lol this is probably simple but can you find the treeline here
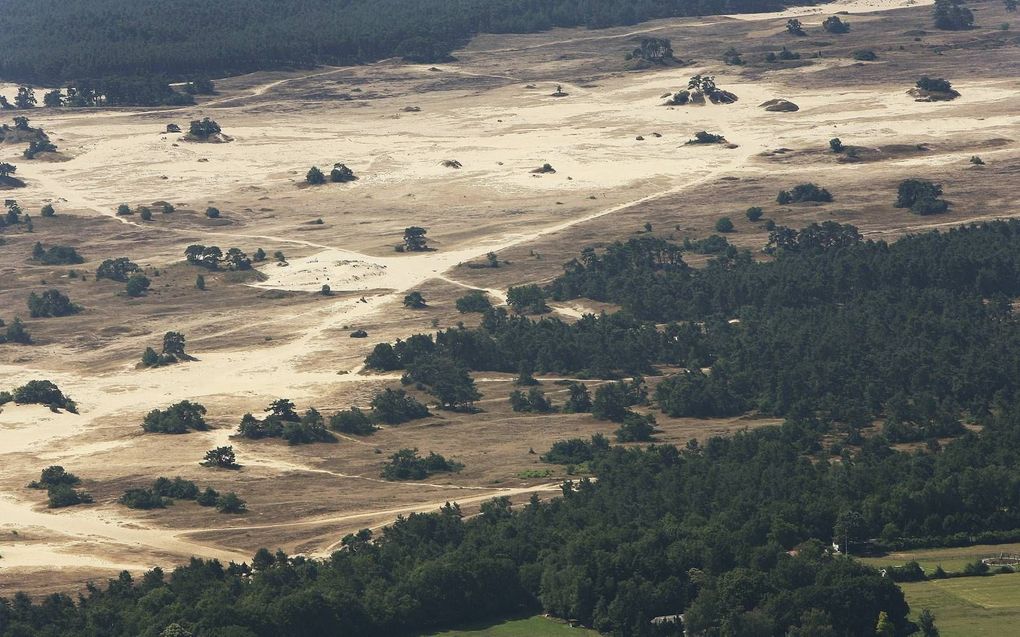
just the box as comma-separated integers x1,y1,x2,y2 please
0,0,787,85
366,221,1020,426
12,409,1020,635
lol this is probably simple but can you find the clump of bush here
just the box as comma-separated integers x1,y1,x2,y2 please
778,183,833,204
509,387,555,413
542,434,609,465
28,289,80,318
895,179,948,215
382,448,463,480
455,290,492,313
142,400,208,434
0,317,32,344
8,380,77,412
823,16,850,33
28,466,92,508
120,476,244,513
686,131,726,145
237,399,335,444
31,242,83,265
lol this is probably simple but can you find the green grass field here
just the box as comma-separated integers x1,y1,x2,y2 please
860,542,1020,575
900,573,1020,637
422,615,599,636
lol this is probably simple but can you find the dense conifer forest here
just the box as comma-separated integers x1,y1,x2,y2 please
0,0,787,86
6,221,1020,636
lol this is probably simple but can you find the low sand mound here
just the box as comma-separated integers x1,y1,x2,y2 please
708,90,739,104
180,133,233,143
760,98,800,112
907,88,960,102
0,125,48,144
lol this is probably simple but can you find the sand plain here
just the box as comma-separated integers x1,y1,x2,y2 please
1,0,1018,595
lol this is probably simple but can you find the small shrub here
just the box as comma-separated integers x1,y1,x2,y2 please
216,492,247,513
746,207,764,221
201,446,240,469
382,448,463,480
47,484,93,508
823,16,850,33
306,166,326,184
329,407,378,435
715,217,735,233
895,178,948,215
403,291,427,308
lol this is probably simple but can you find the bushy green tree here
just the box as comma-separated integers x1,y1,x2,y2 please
370,388,430,424
895,179,947,215
403,291,427,308
506,284,549,314
403,226,429,251
125,273,151,297
822,16,850,33
201,445,239,469
142,401,208,433
456,290,492,313
28,289,79,317
933,0,974,29
715,217,734,233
